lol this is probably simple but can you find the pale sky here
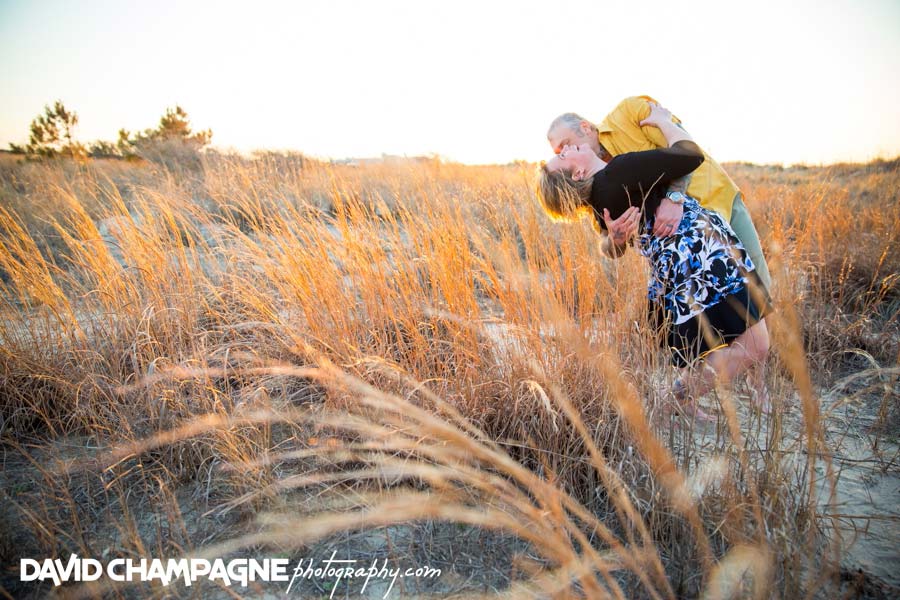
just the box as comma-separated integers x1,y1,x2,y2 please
2,0,899,165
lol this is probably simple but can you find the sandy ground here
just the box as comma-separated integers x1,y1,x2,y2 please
2,363,897,599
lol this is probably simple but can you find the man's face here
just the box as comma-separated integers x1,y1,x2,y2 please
548,122,599,156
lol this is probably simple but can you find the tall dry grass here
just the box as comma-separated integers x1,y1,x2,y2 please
0,151,897,598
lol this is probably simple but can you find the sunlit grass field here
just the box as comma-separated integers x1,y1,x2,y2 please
1,150,898,599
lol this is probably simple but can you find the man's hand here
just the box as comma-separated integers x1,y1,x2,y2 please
653,198,684,237
601,207,640,256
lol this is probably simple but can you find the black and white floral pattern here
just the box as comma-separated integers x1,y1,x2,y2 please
637,197,756,325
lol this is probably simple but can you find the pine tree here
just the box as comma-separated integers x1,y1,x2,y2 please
21,100,86,158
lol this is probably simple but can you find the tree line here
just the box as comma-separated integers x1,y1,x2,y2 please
8,101,212,160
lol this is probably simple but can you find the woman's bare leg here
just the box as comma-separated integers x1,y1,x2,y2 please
689,318,770,398
673,363,718,422
745,360,771,413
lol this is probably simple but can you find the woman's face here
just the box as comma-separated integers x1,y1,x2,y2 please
546,144,597,181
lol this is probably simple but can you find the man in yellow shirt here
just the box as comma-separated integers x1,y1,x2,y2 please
547,96,771,292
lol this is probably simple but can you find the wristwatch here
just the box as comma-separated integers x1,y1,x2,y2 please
666,191,688,205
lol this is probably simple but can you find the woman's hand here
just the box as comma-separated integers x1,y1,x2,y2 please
638,101,674,129
638,100,694,147
603,206,640,248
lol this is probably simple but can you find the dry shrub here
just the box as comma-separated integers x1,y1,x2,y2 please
731,161,900,368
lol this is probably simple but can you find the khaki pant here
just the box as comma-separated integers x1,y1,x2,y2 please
729,192,771,292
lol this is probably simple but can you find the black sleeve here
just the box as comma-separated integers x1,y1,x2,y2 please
604,140,704,192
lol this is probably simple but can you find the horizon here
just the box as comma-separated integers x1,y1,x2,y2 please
5,144,899,169
2,0,900,166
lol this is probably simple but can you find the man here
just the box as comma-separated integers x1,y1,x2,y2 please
547,95,771,292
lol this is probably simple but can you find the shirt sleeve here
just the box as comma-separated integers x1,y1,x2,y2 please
604,141,705,193
599,96,685,154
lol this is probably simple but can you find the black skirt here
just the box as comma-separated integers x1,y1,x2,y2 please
652,270,772,368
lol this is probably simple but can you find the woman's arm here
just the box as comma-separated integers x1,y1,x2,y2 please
647,119,695,148
589,102,704,250
598,206,640,258
639,102,699,236
603,104,704,193
603,141,704,194
605,101,703,191
640,102,693,147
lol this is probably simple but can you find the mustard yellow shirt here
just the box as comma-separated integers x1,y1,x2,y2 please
596,95,739,221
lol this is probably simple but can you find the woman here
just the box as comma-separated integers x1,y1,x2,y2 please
536,102,771,420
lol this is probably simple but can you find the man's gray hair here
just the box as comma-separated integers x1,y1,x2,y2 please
547,112,590,137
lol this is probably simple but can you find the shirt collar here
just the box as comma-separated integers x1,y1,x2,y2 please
596,118,615,135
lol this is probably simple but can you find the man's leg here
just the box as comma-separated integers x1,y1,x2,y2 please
730,192,772,292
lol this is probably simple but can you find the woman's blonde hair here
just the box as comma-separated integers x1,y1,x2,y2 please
535,162,595,223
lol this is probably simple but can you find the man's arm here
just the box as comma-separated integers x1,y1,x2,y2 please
652,185,688,237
